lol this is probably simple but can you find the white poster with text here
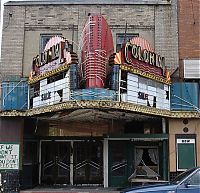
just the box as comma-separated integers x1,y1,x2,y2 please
0,143,20,170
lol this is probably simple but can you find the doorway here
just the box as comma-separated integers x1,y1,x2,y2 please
41,141,70,185
108,141,133,187
73,141,103,185
40,140,103,185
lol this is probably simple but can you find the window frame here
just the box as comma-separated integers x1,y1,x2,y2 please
40,33,62,53
188,170,200,185
176,135,197,172
116,33,139,52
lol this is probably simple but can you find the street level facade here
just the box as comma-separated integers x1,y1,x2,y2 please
0,0,199,192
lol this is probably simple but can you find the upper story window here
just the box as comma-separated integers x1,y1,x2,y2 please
184,59,200,80
116,33,139,52
40,34,62,52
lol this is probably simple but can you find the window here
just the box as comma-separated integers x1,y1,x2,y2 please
40,34,62,52
189,171,200,185
116,33,139,52
184,59,200,79
135,147,159,178
176,137,196,171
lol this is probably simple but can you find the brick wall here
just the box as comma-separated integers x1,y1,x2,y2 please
178,0,200,59
1,1,179,77
155,0,179,72
0,5,25,78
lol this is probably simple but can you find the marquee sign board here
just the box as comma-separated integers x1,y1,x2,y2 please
32,71,70,108
122,73,170,110
29,36,78,108
0,143,20,170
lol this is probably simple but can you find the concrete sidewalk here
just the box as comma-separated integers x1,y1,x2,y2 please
20,187,121,193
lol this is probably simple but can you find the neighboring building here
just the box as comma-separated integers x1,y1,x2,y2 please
0,0,199,192
168,0,200,180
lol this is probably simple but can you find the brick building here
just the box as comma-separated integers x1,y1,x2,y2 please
168,0,200,179
0,0,199,192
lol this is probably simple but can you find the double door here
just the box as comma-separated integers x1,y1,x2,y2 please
41,140,103,185
41,141,70,184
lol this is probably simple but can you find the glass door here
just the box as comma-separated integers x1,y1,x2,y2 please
41,141,70,185
73,140,103,184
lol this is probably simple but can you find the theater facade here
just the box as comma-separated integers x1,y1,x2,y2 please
25,21,171,187
0,0,199,191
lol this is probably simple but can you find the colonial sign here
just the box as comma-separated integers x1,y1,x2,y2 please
110,37,170,83
29,36,78,81
0,143,20,170
124,41,165,76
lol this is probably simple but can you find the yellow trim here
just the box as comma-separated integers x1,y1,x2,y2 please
28,63,70,85
120,64,171,85
0,101,199,118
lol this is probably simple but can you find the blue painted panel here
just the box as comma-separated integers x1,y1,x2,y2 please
170,82,199,111
1,80,28,110
110,65,119,91
69,64,78,90
71,88,117,101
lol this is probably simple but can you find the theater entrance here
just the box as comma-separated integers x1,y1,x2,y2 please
40,140,103,185
41,141,71,185
73,141,103,185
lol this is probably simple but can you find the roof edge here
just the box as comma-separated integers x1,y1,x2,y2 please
5,0,172,6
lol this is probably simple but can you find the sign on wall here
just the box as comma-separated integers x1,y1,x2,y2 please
30,36,74,78
176,138,196,171
110,37,171,84
0,143,20,170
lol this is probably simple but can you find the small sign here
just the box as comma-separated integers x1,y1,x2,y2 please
0,143,20,170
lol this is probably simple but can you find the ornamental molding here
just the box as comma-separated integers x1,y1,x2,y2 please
0,101,199,119
120,64,171,85
28,63,70,84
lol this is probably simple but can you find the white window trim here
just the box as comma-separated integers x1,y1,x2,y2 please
184,59,200,79
176,138,196,171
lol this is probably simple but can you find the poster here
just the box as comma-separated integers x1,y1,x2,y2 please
0,143,20,170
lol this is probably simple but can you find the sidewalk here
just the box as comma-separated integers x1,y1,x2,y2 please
20,187,121,193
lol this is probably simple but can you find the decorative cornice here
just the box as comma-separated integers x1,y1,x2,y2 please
0,101,199,119
28,63,70,84
26,101,172,117
170,111,200,119
0,111,26,117
120,64,171,85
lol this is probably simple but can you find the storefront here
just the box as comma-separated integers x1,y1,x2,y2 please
22,112,169,188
